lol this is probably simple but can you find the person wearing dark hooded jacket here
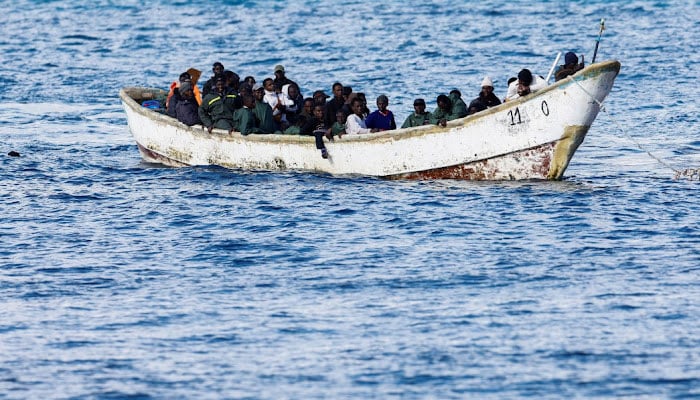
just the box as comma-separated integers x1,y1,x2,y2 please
175,82,201,126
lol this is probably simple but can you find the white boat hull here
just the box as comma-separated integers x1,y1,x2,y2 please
121,61,620,180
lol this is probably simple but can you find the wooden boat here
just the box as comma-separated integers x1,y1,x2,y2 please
120,60,620,180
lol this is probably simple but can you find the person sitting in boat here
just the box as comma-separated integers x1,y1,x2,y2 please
252,84,279,134
448,89,468,119
355,93,371,118
331,110,347,138
240,75,255,94
283,82,304,124
467,76,502,115
262,78,294,130
166,72,191,118
198,76,237,134
554,52,584,81
174,82,201,127
301,104,332,158
273,65,298,92
300,97,314,121
342,86,353,106
224,70,243,108
232,94,262,136
312,89,330,109
166,71,203,113
346,98,378,135
202,61,225,97
401,98,433,128
365,95,397,131
431,94,460,127
505,68,547,101
324,82,345,127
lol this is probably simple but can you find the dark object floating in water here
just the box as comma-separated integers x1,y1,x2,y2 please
8,151,20,157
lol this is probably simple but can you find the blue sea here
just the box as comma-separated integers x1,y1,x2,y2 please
1,1,699,399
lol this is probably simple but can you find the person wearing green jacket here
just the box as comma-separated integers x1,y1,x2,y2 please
232,95,262,136
401,98,433,128
252,84,278,134
198,77,237,134
449,90,468,119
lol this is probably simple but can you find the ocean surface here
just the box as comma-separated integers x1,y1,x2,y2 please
1,1,699,399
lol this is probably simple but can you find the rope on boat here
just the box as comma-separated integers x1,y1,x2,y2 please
570,77,698,181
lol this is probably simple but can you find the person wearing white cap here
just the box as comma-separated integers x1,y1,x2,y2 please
273,64,298,91
467,76,502,115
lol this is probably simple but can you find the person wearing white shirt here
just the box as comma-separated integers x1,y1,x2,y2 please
262,78,294,126
345,98,378,135
505,68,547,101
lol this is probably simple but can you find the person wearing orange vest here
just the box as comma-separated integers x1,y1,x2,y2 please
166,71,202,115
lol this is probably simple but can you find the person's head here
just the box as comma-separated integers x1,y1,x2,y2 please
437,94,451,111
564,52,578,66
332,82,343,99
263,78,274,92
481,76,494,95
313,90,330,105
376,95,389,112
244,76,256,86
179,72,191,83
507,77,517,86
239,85,252,97
342,86,353,101
242,94,255,109
351,98,364,116
517,69,533,86
215,76,226,93
180,82,193,98
336,110,346,124
252,84,264,100
303,98,314,114
413,98,426,114
313,104,324,120
449,89,461,98
287,83,299,99
356,92,367,108
212,62,224,75
274,64,286,79
517,69,533,97
224,70,240,89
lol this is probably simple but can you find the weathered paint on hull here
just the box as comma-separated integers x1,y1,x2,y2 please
388,142,556,180
121,61,620,180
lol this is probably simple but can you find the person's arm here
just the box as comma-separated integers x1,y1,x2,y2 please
198,103,213,132
504,81,518,101
401,114,413,129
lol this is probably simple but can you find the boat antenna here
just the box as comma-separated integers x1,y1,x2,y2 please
591,18,605,64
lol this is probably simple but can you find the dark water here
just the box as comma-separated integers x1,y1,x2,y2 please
1,1,699,399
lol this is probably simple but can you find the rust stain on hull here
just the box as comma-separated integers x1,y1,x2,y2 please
386,142,556,180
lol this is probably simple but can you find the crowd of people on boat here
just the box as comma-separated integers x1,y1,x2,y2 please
162,52,584,159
